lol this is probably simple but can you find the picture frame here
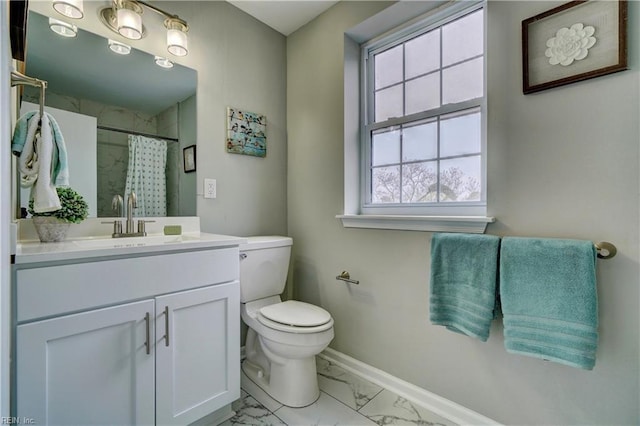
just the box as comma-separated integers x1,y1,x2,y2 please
522,0,627,94
226,107,267,158
183,145,196,173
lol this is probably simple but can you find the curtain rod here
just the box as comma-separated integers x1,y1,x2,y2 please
97,125,179,142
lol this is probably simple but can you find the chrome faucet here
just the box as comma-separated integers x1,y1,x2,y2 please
103,192,151,238
112,194,123,217
126,192,137,234
110,195,124,235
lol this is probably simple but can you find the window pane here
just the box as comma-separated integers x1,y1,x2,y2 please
402,162,437,203
440,110,481,157
405,30,440,79
375,45,403,89
372,128,400,166
442,9,483,67
442,57,483,105
439,156,481,202
372,166,400,203
402,119,437,162
375,84,403,122
405,73,440,115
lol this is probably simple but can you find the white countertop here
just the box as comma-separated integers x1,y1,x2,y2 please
14,232,247,265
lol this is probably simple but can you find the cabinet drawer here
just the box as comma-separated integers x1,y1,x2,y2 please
17,248,239,322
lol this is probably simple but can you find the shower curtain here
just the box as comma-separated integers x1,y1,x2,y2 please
124,134,167,217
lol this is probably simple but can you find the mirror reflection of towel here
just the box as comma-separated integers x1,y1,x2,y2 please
18,114,61,212
12,111,69,186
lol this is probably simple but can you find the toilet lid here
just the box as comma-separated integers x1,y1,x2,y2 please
259,301,331,327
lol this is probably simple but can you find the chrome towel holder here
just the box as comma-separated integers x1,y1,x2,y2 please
336,271,359,285
595,242,616,260
11,70,47,119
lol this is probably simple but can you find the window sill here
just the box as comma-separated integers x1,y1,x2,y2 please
336,214,495,233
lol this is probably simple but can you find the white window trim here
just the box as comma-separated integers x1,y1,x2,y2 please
337,214,495,233
338,0,494,233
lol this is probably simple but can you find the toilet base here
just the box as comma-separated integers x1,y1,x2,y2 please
242,356,320,408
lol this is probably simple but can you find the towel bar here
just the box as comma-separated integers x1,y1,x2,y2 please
595,242,616,260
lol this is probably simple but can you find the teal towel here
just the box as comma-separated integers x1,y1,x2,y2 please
430,233,500,342
12,111,39,155
12,111,69,186
500,237,598,370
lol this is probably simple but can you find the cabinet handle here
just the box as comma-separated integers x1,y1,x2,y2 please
164,306,170,347
144,312,150,355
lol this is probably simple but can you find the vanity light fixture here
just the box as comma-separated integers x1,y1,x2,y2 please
116,0,143,40
49,17,77,38
99,0,189,57
108,39,131,55
52,0,84,19
154,56,174,69
165,18,188,57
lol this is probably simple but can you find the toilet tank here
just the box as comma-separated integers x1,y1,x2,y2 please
239,236,293,303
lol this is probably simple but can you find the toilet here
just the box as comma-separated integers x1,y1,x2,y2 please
239,236,334,408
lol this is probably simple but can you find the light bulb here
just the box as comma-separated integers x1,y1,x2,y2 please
155,56,174,68
108,39,131,55
117,5,142,40
52,0,84,19
165,18,188,57
49,18,77,37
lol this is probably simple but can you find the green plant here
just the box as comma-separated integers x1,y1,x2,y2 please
28,187,88,224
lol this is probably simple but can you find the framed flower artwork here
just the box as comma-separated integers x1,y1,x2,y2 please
522,0,627,94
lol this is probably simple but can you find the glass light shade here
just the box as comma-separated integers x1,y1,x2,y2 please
117,7,142,40
155,56,174,68
52,0,84,19
167,28,188,57
49,18,77,37
108,39,131,55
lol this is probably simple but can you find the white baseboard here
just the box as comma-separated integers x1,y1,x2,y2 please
319,347,501,426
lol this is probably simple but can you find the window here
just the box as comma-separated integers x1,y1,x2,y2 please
361,4,486,217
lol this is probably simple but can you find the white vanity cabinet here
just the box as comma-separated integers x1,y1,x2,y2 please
17,300,157,425
13,245,241,426
155,283,239,425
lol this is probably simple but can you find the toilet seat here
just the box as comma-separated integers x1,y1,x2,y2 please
258,301,333,334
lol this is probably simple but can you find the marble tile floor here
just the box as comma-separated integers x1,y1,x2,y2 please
221,357,457,426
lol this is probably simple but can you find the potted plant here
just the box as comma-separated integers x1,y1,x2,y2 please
28,187,88,242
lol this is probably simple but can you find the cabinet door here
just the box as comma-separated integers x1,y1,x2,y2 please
17,300,155,426
155,282,240,425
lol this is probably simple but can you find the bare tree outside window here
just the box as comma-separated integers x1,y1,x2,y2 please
373,164,480,204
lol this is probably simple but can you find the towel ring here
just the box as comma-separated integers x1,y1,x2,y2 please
595,242,616,260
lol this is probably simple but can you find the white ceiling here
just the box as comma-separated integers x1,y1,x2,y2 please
226,0,339,36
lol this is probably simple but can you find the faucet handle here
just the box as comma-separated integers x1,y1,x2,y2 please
137,220,155,235
101,220,123,236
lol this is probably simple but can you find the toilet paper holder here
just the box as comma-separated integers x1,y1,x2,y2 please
336,271,359,285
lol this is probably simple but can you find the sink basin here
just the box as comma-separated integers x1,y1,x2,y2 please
72,235,196,249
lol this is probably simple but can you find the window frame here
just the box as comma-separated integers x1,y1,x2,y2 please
360,1,487,217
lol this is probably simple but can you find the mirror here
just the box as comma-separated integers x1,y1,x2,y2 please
20,11,197,218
